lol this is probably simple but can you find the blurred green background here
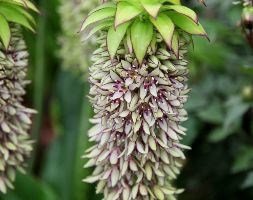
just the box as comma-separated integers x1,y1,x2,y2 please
0,0,253,200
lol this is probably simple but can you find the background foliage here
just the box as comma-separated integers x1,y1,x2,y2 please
0,0,253,200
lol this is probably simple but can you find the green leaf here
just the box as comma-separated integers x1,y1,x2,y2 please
223,97,250,132
207,128,228,143
0,6,35,32
0,1,37,28
197,100,224,124
150,13,174,48
242,172,253,189
117,0,142,7
107,22,131,59
182,117,200,146
150,31,157,53
168,12,207,36
140,0,162,18
0,14,10,49
0,0,39,13
172,31,179,57
164,5,198,23
80,7,115,31
231,145,253,173
42,71,93,200
13,5,36,25
115,1,142,27
161,0,181,5
131,19,153,64
0,173,58,200
88,2,115,15
14,0,39,13
126,29,133,53
85,20,113,40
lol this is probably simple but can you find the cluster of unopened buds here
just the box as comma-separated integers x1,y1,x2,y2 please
84,31,191,199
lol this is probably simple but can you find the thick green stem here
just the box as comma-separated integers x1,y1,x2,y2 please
29,4,46,172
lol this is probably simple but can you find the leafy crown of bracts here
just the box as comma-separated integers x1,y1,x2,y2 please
80,0,208,64
0,0,39,49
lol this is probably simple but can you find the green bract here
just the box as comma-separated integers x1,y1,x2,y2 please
81,0,207,63
0,0,38,49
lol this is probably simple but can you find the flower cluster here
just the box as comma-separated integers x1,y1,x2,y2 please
58,0,99,73
83,32,191,200
0,27,35,194
81,0,207,199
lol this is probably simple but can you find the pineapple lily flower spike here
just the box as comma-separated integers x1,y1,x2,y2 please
0,0,38,194
58,0,100,73
81,0,207,199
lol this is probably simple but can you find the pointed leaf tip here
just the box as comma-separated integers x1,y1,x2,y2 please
150,13,174,49
0,14,11,49
80,7,115,32
172,31,179,58
0,6,35,32
115,1,142,28
107,22,130,59
164,5,199,23
168,12,207,37
141,0,162,18
198,0,207,7
162,0,181,4
131,19,153,64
